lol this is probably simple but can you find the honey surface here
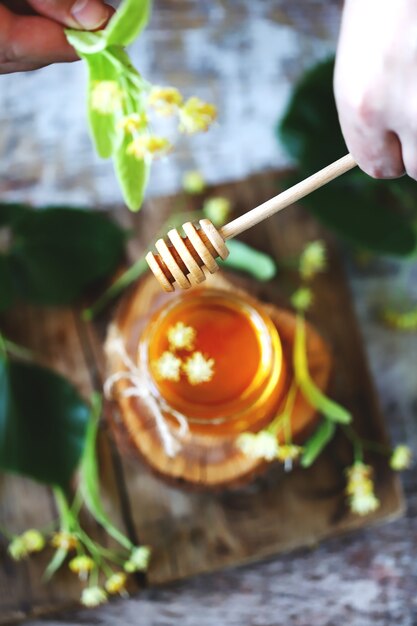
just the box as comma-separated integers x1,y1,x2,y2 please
148,296,266,417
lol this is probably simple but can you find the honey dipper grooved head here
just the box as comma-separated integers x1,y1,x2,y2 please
146,218,229,292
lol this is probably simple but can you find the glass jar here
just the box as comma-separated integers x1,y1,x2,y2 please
139,289,288,436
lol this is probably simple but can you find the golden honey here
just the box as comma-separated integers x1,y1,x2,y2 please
139,289,287,434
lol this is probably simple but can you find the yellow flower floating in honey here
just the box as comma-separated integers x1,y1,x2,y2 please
105,572,128,596
276,444,303,463
345,462,380,516
182,170,206,194
127,135,171,160
91,80,124,114
236,431,279,461
69,555,95,580
203,197,232,227
81,586,107,608
291,287,313,312
149,86,183,116
390,445,412,471
183,351,215,385
299,240,327,280
179,97,217,134
153,351,182,382
51,531,78,551
118,112,148,135
167,322,196,352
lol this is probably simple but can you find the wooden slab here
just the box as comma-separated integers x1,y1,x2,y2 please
0,171,404,623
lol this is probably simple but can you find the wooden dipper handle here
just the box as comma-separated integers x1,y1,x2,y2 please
146,154,357,291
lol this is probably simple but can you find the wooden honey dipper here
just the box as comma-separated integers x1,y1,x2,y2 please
146,154,357,292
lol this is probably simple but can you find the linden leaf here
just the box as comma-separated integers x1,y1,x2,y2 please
104,0,151,47
0,355,89,488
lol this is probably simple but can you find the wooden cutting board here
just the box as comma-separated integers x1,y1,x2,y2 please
0,171,404,623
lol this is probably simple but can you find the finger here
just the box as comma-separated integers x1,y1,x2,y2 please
399,138,417,181
27,0,112,30
0,7,78,69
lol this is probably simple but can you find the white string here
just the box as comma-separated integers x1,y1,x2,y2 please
105,336,189,457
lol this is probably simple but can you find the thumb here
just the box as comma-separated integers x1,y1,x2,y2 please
27,0,112,30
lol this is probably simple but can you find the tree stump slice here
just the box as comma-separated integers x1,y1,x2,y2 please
104,272,332,488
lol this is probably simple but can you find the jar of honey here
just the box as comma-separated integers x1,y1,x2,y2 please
105,273,331,489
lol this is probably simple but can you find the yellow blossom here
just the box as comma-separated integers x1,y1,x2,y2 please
81,586,107,608
390,445,412,471
51,531,78,552
179,97,217,134
91,80,123,114
182,170,206,194
118,112,148,135
153,351,182,382
276,444,303,463
299,240,327,280
105,572,128,595
291,287,313,312
167,322,196,351
69,555,95,579
148,86,183,116
183,351,215,385
127,135,171,160
346,462,380,516
203,197,231,227
236,431,279,461
8,536,28,561
124,546,151,573
21,529,45,553
382,306,417,332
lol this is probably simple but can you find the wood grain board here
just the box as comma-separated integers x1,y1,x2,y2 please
0,171,404,623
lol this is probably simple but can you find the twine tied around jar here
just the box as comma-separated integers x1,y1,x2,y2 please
104,335,189,457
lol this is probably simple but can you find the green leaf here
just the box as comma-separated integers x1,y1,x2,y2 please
0,255,14,312
301,419,336,467
65,30,107,55
0,355,89,488
303,181,417,257
294,315,352,424
9,206,126,305
84,53,123,159
114,134,150,212
279,57,346,173
219,239,277,281
104,0,151,47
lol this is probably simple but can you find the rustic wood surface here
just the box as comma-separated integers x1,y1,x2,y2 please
0,171,407,624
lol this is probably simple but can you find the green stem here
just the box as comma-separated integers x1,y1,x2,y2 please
0,333,7,359
268,382,298,438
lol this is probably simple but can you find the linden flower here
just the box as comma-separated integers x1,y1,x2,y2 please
21,529,45,553
167,322,196,351
8,536,28,561
124,546,151,573
390,445,412,471
69,555,95,580
153,351,182,382
182,170,206,194
276,444,303,463
382,306,417,331
148,86,183,116
203,197,232,227
127,135,171,160
346,462,380,516
118,112,148,135
179,97,217,134
51,531,78,552
91,80,123,114
236,431,279,461
105,572,128,596
81,586,107,608
183,351,215,385
291,287,313,312
299,240,327,280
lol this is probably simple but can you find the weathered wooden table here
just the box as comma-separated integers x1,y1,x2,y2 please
17,175,417,626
